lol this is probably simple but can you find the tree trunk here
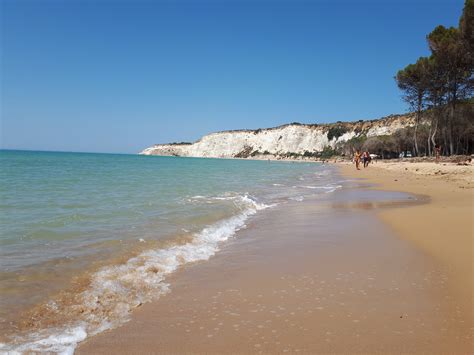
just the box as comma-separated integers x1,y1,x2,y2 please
414,107,421,157
442,108,449,156
448,104,455,155
430,114,438,152
427,125,432,156
414,121,419,156
443,131,448,155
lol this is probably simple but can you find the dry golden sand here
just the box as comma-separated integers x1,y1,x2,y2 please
77,166,473,354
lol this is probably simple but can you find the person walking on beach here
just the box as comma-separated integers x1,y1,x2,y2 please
435,145,441,163
362,151,370,168
354,150,362,170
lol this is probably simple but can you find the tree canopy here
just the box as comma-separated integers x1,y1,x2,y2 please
395,0,474,156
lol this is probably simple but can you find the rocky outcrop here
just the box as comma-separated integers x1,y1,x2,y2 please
139,113,416,158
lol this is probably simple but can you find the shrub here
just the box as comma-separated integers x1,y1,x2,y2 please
303,150,319,157
320,146,337,158
327,126,348,141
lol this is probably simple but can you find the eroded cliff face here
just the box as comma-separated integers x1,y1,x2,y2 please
140,113,415,158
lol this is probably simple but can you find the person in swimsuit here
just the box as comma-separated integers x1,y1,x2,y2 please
435,145,441,163
362,151,368,168
354,150,362,170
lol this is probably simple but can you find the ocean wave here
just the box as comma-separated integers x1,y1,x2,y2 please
1,195,270,354
186,193,270,210
289,196,304,201
314,170,330,176
299,184,342,192
0,326,87,355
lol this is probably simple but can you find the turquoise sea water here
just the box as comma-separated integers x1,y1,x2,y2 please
0,150,342,353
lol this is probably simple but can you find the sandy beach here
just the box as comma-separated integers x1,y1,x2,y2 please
77,162,473,354
339,160,473,319
4,0,473,353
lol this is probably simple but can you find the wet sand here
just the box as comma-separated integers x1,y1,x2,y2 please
339,162,473,322
78,183,472,353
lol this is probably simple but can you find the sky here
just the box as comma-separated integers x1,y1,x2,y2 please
1,0,465,154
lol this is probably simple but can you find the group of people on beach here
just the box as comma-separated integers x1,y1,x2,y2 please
353,150,372,170
353,145,443,168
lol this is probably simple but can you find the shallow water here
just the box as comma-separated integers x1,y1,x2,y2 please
0,150,349,353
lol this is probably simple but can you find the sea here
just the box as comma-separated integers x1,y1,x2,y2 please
0,150,345,353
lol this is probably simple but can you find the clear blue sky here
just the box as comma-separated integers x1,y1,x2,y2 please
1,0,464,153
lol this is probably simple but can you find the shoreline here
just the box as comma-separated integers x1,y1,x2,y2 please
4,159,471,353
77,165,473,353
1,158,339,353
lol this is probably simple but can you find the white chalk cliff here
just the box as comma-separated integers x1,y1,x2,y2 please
140,113,415,158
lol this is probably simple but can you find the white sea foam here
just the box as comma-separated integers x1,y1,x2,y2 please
1,326,87,355
300,185,342,191
314,170,330,176
187,193,270,210
2,195,269,354
289,196,304,201
301,185,330,189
